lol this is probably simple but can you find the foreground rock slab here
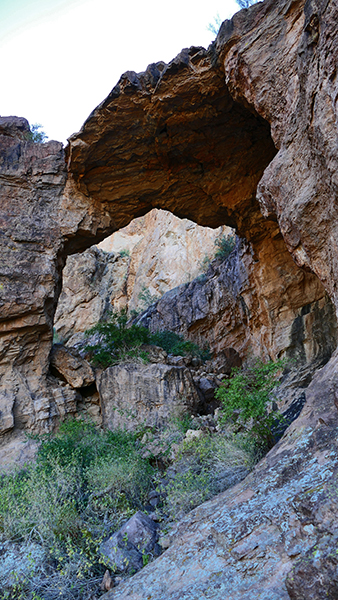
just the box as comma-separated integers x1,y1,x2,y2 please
50,344,95,388
102,351,338,599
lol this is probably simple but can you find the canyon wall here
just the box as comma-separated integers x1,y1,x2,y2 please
1,0,338,440
1,0,338,596
54,210,227,346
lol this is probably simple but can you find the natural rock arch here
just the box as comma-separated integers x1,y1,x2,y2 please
1,0,337,443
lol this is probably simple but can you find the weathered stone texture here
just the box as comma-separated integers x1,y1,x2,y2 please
97,363,201,431
50,344,95,388
1,0,338,595
54,246,130,346
54,210,227,345
139,238,337,373
102,350,338,600
99,209,226,315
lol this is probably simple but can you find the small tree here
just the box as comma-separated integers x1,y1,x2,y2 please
236,0,258,8
207,13,223,36
28,123,48,143
214,234,236,260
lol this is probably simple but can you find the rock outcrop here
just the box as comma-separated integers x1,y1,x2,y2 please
54,210,227,346
97,363,202,432
99,209,227,314
102,350,338,600
0,117,79,440
2,0,338,439
139,238,337,368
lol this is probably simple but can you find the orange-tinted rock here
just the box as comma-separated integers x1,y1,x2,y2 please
2,0,338,437
54,210,227,345
1,0,338,596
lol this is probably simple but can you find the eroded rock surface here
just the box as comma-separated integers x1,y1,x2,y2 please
2,0,338,439
97,363,201,431
99,209,226,315
102,351,338,600
139,238,337,376
1,1,338,596
54,210,227,345
50,344,95,388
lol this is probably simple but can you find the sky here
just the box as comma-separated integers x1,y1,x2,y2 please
0,0,240,144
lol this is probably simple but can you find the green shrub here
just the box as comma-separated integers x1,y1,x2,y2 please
138,285,159,310
119,249,130,258
85,309,150,367
150,330,209,360
85,310,210,367
214,234,236,260
27,123,48,144
0,419,154,598
164,432,253,518
215,359,285,449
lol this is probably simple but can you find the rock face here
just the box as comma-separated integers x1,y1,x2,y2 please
139,238,337,377
54,247,130,346
97,363,201,431
99,209,227,315
50,344,95,388
0,117,79,439
2,0,338,439
54,210,227,345
102,350,338,600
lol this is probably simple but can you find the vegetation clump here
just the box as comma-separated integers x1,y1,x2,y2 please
85,310,209,368
27,123,48,144
163,431,253,519
85,309,150,368
214,234,236,260
0,420,153,599
150,330,209,361
215,358,285,450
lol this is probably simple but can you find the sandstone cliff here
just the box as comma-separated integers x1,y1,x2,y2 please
54,209,227,346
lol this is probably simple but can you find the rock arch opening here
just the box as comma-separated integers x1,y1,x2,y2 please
1,32,337,440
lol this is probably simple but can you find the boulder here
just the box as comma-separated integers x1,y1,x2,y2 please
101,511,160,574
50,344,95,388
97,363,201,431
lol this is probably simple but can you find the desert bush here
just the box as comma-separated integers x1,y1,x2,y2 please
85,308,150,367
215,359,285,449
214,234,236,260
85,310,209,367
0,419,154,598
163,432,253,519
138,285,159,310
150,330,209,360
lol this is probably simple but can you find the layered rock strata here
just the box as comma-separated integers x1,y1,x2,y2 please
1,0,338,596
98,363,201,431
2,0,338,440
54,210,227,346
